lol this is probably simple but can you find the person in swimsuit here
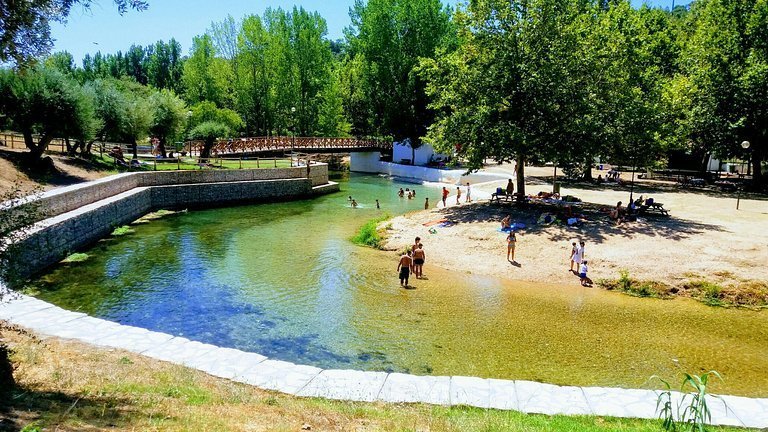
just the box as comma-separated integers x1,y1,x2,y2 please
376,199,380,209
569,242,578,272
507,230,518,262
442,187,449,207
397,250,413,286
413,243,426,278
465,182,471,203
398,188,404,198
501,215,511,230
456,187,462,205
351,199,358,208
424,197,429,209
412,237,421,253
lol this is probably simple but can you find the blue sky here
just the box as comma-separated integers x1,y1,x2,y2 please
51,0,690,63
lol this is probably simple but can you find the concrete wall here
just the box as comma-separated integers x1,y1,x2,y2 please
4,165,335,280
350,152,509,185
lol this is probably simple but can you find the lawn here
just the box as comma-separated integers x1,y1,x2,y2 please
0,323,752,432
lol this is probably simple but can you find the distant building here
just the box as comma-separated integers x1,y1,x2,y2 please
393,138,450,166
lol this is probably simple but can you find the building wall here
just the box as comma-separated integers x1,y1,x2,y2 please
350,152,509,185
392,142,449,166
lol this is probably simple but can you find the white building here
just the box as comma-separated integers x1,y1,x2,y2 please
392,139,450,166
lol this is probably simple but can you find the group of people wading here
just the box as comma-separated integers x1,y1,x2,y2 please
397,236,426,287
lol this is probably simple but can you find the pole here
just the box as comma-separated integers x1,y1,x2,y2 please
629,163,636,203
737,188,742,210
553,164,557,194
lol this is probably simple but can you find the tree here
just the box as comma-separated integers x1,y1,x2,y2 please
682,0,768,186
189,122,230,160
182,35,233,107
0,67,98,161
346,0,454,152
149,89,187,157
0,0,148,66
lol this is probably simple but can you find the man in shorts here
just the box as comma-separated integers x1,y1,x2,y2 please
398,250,413,286
413,243,426,279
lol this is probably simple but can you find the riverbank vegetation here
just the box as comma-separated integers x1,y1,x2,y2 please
351,214,391,249
0,322,749,432
1,0,766,192
598,270,768,309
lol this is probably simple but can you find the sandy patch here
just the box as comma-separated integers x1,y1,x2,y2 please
382,168,768,287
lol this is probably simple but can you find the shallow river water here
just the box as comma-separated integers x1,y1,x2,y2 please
28,174,768,396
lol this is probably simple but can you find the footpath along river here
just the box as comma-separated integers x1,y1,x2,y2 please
27,173,768,396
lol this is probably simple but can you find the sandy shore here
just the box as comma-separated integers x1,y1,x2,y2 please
382,165,768,287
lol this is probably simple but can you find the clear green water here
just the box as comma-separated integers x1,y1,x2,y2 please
28,174,768,396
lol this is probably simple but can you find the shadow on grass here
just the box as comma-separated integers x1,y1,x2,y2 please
0,387,159,431
434,199,726,245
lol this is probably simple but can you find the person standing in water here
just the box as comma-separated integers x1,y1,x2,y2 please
424,197,429,209
413,243,426,279
376,199,380,209
351,199,358,208
397,250,413,286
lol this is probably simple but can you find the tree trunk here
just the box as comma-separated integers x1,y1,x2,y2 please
65,138,76,156
157,137,167,158
131,139,138,160
515,154,526,200
752,152,763,187
201,138,215,161
582,159,593,181
23,131,48,160
0,343,14,393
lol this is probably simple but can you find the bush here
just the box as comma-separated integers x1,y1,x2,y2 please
351,215,390,249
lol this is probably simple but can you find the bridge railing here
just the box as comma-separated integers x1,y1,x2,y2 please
185,136,392,156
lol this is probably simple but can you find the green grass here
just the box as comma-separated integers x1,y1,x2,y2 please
351,214,391,249
110,225,134,236
61,252,89,263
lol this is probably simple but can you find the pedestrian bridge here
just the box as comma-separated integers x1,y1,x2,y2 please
186,136,392,156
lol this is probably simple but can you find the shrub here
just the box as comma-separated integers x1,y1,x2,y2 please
351,215,390,249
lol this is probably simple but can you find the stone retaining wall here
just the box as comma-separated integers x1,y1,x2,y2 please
5,165,335,280
1,164,330,231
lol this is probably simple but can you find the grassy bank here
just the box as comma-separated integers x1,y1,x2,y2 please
598,270,768,309
351,214,391,249
0,323,751,432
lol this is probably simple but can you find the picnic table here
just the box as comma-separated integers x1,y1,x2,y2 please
638,201,669,216
490,191,515,203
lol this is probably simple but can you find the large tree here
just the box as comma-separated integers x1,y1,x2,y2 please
346,0,454,150
149,89,187,157
0,0,148,66
0,67,98,161
682,0,768,186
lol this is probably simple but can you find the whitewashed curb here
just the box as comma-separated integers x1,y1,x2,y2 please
1,293,766,427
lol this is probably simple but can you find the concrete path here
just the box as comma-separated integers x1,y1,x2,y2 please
1,293,766,428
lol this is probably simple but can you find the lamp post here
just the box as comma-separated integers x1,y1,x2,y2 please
737,140,750,210
291,106,296,167
186,110,193,156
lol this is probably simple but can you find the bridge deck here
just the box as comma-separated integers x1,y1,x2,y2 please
186,136,392,156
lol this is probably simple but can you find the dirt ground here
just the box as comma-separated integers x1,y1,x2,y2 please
0,148,112,197
383,164,768,288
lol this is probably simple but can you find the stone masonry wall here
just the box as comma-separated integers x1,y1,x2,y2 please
1,164,330,230
5,165,333,280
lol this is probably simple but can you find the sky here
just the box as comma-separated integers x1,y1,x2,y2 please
50,0,691,63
